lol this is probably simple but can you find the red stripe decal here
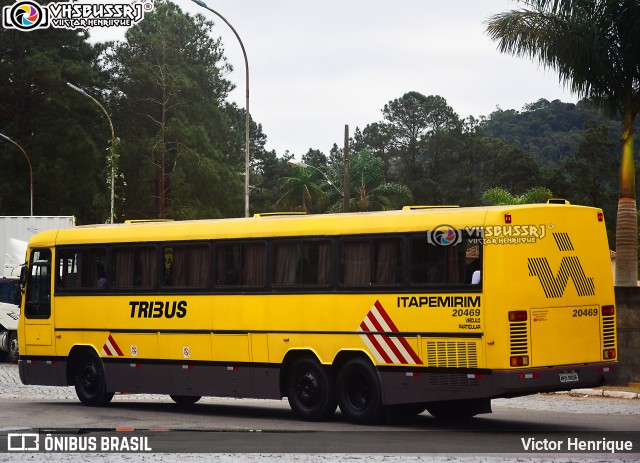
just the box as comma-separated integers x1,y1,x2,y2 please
397,335,423,364
366,310,408,363
358,300,423,365
374,300,400,332
365,332,393,364
108,335,124,357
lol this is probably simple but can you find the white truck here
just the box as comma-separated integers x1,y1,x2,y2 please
0,216,75,362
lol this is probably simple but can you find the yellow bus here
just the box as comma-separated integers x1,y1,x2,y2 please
18,203,617,424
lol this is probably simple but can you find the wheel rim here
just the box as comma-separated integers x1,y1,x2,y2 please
9,338,18,358
296,370,321,407
346,374,370,411
80,362,100,395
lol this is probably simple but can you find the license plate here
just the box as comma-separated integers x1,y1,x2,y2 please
559,371,579,383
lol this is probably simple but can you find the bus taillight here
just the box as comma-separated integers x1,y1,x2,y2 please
510,356,529,367
598,212,604,222
509,310,528,322
603,348,616,359
602,305,615,316
504,214,512,224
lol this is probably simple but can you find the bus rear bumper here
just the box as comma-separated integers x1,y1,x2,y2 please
490,361,618,398
379,362,617,405
18,358,68,386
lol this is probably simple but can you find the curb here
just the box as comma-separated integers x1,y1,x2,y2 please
556,389,640,399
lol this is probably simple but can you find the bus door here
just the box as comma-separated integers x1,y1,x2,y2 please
23,248,55,356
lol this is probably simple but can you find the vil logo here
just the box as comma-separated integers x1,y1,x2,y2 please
528,232,595,298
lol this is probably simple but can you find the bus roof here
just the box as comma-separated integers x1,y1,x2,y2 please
27,203,601,247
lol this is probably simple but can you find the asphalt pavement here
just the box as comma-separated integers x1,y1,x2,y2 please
0,363,638,463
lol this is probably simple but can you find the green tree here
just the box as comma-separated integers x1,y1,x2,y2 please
486,0,640,285
482,186,553,205
108,1,239,219
276,166,326,213
327,150,412,213
380,92,461,185
0,26,107,223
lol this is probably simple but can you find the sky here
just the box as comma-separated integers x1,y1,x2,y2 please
89,0,579,157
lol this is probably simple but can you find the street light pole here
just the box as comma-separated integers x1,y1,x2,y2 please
0,132,33,216
191,0,251,218
66,82,116,224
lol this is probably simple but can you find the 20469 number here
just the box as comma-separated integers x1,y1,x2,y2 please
573,308,598,317
452,308,481,317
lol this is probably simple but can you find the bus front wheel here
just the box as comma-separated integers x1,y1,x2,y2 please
6,331,19,363
336,357,384,425
74,352,114,407
286,357,337,421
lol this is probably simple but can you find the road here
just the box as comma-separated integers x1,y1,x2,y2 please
0,363,638,461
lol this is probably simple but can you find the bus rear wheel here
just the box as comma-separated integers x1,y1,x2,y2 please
74,352,114,407
336,357,384,425
170,395,201,406
286,357,337,421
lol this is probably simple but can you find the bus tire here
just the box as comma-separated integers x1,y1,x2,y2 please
170,395,201,406
6,331,19,363
336,357,384,425
74,352,114,407
286,357,337,421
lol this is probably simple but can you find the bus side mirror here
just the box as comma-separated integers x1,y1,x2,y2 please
12,285,21,306
20,265,28,291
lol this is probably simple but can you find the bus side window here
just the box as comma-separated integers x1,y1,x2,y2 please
25,249,52,319
410,236,473,286
112,247,156,289
466,242,482,285
216,243,266,288
57,248,107,291
341,240,371,285
272,240,331,287
162,244,211,288
373,238,402,285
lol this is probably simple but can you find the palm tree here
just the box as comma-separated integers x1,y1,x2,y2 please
486,0,640,285
482,186,553,205
275,166,325,213
328,150,412,212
